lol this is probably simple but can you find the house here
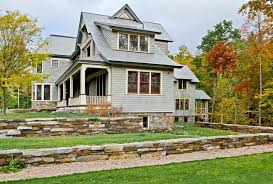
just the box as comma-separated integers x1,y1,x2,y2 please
31,4,210,130
173,66,211,122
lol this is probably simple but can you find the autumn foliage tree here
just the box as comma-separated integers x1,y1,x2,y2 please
0,11,48,114
207,42,237,76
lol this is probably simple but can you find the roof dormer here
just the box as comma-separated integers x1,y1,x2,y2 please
111,4,142,24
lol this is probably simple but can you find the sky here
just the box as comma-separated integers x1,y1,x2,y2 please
0,0,249,54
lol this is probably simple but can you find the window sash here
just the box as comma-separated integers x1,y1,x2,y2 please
140,36,148,52
176,99,190,110
127,71,161,95
44,85,50,100
36,85,42,100
119,33,129,50
129,35,138,51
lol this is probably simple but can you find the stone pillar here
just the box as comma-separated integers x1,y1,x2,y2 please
79,65,87,105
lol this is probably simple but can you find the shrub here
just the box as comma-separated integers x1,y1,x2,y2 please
0,158,25,173
110,106,123,117
98,101,109,117
86,104,96,115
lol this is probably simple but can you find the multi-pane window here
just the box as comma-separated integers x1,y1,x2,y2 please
33,84,51,101
37,63,42,73
44,85,51,100
128,71,138,94
175,99,189,110
178,80,187,89
196,100,206,114
127,71,161,95
119,33,129,50
51,60,59,67
130,35,138,51
140,36,148,52
119,33,149,52
140,72,150,94
151,73,161,94
36,85,42,100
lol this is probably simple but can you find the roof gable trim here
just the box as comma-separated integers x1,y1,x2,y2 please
111,4,142,24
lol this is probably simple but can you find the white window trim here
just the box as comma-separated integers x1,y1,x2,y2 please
51,59,59,67
178,80,187,90
32,83,53,101
117,32,149,53
126,69,162,96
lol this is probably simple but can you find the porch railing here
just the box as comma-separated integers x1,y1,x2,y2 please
86,96,111,105
196,108,207,115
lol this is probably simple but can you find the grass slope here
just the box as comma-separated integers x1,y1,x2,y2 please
0,123,237,150
2,153,273,184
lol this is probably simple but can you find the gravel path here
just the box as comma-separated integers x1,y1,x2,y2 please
1,144,273,182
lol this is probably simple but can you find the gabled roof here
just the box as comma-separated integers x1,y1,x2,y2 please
80,11,179,67
38,35,76,57
111,4,142,24
174,65,200,83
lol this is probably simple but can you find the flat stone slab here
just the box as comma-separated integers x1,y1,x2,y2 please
6,130,21,136
17,126,32,130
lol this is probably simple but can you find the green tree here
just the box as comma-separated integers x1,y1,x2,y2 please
0,11,48,114
197,20,241,52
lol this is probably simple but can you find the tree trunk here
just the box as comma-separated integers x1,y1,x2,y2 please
2,87,7,114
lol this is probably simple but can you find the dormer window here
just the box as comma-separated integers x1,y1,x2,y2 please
140,36,148,52
118,32,149,52
119,33,129,50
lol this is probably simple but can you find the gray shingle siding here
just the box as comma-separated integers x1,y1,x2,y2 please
155,41,169,55
111,66,174,113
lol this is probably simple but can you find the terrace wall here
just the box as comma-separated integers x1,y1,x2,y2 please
0,133,272,166
0,117,143,137
195,122,273,134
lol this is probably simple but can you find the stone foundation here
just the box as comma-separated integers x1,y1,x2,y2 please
0,117,144,137
0,133,272,166
195,122,273,134
32,101,57,111
123,112,173,131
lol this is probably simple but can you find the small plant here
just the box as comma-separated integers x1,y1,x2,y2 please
86,104,96,115
98,101,110,117
0,158,25,173
110,106,123,117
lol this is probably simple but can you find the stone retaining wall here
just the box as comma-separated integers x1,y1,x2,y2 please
0,134,272,166
0,117,143,137
195,122,273,134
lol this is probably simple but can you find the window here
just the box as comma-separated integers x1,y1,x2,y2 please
44,85,51,100
174,117,179,122
151,73,161,94
51,60,59,67
140,72,150,94
175,99,189,110
37,63,42,73
37,85,42,100
127,70,161,95
119,33,129,50
143,116,149,129
128,71,138,94
184,117,188,122
130,35,138,51
140,36,148,52
178,80,187,89
87,46,91,57
118,33,149,52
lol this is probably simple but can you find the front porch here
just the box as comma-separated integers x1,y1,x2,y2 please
57,64,111,108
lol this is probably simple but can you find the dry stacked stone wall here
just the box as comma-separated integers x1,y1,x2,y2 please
0,134,272,166
0,117,144,137
195,122,273,134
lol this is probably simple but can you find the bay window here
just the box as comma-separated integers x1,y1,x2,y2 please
33,84,51,101
127,70,161,95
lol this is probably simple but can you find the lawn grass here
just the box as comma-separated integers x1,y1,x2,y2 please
0,123,237,150
0,112,96,120
2,153,273,184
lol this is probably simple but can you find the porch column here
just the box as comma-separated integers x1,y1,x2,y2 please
57,85,60,101
79,65,87,105
70,76,73,98
63,82,66,100
107,68,111,95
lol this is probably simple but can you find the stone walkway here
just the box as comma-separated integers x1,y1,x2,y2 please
1,144,273,182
